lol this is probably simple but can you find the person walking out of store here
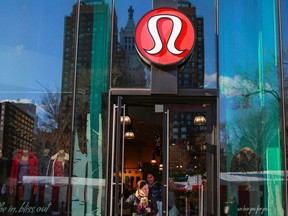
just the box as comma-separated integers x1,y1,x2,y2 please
124,180,158,216
146,172,163,216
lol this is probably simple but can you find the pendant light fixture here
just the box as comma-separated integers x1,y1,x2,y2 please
193,115,206,126
138,162,142,172
151,153,157,164
124,122,135,139
124,131,135,139
120,115,131,125
159,156,163,171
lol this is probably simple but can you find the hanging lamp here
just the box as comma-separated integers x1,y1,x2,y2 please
193,115,206,126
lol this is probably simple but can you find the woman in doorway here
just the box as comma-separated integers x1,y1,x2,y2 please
146,172,163,216
124,180,158,216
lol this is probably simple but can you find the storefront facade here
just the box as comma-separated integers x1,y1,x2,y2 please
0,0,288,215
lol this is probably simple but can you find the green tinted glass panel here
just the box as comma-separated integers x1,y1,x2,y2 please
219,0,284,215
72,0,111,215
0,0,75,215
0,0,111,215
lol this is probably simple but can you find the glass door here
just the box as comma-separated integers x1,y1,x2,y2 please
163,104,216,216
109,96,129,216
109,100,216,216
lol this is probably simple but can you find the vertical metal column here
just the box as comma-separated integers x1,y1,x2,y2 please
109,104,117,216
109,100,126,216
114,96,122,215
162,109,170,215
120,105,126,216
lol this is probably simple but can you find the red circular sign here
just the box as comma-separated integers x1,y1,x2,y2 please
135,8,195,67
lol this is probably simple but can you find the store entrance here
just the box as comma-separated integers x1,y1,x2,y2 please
109,96,216,216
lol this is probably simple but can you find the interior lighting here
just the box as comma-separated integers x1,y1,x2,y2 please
124,131,135,139
193,115,206,126
151,153,157,164
120,116,131,125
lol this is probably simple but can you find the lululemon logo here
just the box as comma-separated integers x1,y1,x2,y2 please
135,8,195,67
145,15,184,55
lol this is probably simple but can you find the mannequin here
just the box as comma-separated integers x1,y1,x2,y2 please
230,147,263,215
231,147,262,172
39,149,50,175
38,148,51,205
56,149,66,162
9,149,38,204
48,149,69,214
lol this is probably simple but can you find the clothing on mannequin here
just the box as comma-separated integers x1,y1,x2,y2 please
39,149,50,176
38,148,51,205
230,147,262,172
9,149,38,202
48,149,69,214
48,150,69,180
230,147,263,216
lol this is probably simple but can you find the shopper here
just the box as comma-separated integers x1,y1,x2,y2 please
146,172,163,216
124,180,158,216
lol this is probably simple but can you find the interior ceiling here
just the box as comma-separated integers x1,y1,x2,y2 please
123,105,161,167
122,102,211,168
127,105,162,148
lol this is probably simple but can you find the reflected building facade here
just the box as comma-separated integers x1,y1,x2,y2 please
60,0,110,214
1,0,288,215
0,101,36,153
119,6,147,87
178,1,205,88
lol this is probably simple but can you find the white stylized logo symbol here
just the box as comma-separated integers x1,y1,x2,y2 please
145,15,184,55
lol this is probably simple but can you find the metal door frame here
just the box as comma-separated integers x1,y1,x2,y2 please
109,96,129,216
108,95,217,215
162,103,217,216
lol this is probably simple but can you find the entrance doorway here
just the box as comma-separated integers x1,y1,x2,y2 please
109,96,216,216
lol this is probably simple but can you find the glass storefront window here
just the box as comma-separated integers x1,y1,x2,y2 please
1,0,288,215
72,1,111,215
219,0,285,215
178,0,216,89
281,0,288,182
0,0,111,215
0,1,75,214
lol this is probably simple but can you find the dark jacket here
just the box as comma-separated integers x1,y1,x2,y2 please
38,155,50,176
124,192,158,216
149,181,162,202
231,149,262,172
